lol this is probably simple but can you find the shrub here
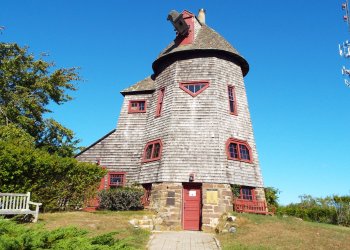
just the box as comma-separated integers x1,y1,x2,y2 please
264,187,280,207
277,194,350,227
98,188,144,211
0,125,107,211
0,219,140,249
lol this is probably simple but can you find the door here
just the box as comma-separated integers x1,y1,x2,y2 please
183,183,202,230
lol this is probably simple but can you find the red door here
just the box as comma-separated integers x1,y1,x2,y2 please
183,183,202,230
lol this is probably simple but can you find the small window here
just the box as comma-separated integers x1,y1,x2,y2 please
226,138,252,163
142,139,163,163
155,88,165,117
228,85,237,115
128,100,146,113
179,81,209,97
240,186,255,200
108,172,126,188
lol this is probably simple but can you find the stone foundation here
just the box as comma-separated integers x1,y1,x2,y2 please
254,187,266,201
148,182,234,231
201,183,233,231
149,182,183,230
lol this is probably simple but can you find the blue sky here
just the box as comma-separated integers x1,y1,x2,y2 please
1,1,349,205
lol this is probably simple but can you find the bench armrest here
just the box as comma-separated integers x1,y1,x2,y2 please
28,201,42,206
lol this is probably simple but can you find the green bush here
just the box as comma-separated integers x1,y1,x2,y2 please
0,125,106,211
98,188,144,211
277,194,350,227
264,187,280,207
0,218,140,249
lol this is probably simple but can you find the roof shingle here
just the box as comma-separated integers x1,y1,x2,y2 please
153,23,249,76
120,76,155,95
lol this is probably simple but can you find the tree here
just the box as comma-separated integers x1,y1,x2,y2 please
0,43,80,156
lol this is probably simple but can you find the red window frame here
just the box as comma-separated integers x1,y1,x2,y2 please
108,172,126,188
128,100,146,113
228,85,237,115
179,81,209,97
240,186,256,200
142,139,163,163
226,138,253,163
155,88,165,117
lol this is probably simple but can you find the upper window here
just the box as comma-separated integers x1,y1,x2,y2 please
128,100,146,113
226,138,252,163
179,81,209,97
108,172,126,188
155,88,165,117
240,186,255,200
228,85,237,115
142,139,162,163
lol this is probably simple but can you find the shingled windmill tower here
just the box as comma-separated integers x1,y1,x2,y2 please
76,9,266,231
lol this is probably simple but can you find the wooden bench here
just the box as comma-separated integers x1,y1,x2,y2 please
0,192,42,222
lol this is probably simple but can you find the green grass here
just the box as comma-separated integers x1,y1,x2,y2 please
0,210,153,249
217,213,350,250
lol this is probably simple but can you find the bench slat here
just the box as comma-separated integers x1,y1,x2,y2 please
0,193,29,197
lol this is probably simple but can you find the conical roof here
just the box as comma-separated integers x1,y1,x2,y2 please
152,24,249,76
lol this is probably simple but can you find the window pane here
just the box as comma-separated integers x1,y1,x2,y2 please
239,144,250,160
110,174,123,186
130,102,137,110
189,85,195,93
228,87,235,113
230,102,235,113
241,187,253,200
139,101,145,111
153,143,160,158
229,143,238,158
146,144,153,159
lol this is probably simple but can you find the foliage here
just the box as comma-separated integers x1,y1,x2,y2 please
0,43,80,156
230,184,241,198
0,125,106,211
277,194,350,227
0,219,142,249
264,187,280,212
98,188,144,211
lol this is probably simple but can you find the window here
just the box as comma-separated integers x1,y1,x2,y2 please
228,85,237,115
155,88,165,117
179,81,209,97
108,172,126,188
226,138,253,163
240,186,255,200
142,139,162,163
128,100,146,113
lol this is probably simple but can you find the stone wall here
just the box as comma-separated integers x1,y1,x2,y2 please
254,187,266,201
149,182,183,230
202,183,233,231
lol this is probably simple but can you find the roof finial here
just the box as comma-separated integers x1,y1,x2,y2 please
198,9,206,24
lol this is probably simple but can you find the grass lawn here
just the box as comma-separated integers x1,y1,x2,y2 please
217,213,350,250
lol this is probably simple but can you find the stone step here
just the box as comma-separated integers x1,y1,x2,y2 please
138,219,153,226
139,224,154,230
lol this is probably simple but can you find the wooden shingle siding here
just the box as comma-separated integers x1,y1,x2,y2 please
76,93,153,184
139,57,264,187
